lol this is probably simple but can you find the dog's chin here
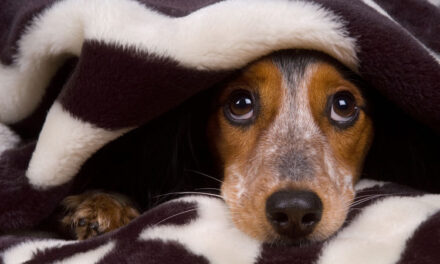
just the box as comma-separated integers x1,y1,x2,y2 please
261,224,341,248
264,236,319,248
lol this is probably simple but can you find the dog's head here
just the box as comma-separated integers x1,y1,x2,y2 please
208,50,373,244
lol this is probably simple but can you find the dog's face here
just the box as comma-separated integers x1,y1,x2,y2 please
208,51,373,243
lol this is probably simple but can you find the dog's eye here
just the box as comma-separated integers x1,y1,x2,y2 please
78,218,87,227
330,91,359,124
226,90,254,122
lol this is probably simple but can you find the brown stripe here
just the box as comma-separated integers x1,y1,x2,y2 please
59,40,231,129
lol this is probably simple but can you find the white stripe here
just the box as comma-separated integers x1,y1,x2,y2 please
0,123,20,156
0,0,358,123
0,58,65,125
26,102,129,188
139,196,261,264
54,241,115,264
354,179,387,191
318,195,440,264
2,239,75,264
427,0,440,7
362,0,440,63
362,0,394,19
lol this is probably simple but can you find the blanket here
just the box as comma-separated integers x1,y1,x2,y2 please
1,181,440,264
0,0,439,263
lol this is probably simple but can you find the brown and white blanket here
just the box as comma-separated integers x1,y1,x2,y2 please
0,0,439,263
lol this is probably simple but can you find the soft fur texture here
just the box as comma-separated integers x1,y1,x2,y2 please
0,0,439,263
1,181,440,264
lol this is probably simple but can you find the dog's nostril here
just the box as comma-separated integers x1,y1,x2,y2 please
302,212,320,226
271,212,289,224
266,189,323,240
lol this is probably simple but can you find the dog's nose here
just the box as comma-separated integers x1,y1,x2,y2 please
266,190,322,239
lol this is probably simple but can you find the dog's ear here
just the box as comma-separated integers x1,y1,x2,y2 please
61,193,88,214
122,207,140,225
59,193,89,236
107,193,140,224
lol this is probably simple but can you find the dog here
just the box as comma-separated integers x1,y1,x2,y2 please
60,191,140,240
60,50,374,243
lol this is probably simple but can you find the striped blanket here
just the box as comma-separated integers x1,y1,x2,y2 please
0,0,439,263
1,181,440,264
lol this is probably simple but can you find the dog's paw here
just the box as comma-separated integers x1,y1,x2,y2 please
60,191,140,240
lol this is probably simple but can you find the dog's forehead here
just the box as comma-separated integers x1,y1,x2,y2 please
269,53,321,138
271,52,311,87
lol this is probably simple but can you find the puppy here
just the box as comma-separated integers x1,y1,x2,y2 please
61,50,373,243
60,191,139,240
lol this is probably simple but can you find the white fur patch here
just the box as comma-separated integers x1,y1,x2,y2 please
139,196,261,264
343,175,353,190
2,239,75,264
354,179,386,191
227,165,246,200
53,242,115,264
26,102,129,188
0,123,20,156
317,195,440,264
0,0,358,123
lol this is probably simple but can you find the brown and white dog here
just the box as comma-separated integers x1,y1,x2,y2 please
61,50,373,243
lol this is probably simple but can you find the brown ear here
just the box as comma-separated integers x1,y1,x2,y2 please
122,207,140,225
61,194,87,213
59,194,87,233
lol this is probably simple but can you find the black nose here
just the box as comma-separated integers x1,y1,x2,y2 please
266,190,322,239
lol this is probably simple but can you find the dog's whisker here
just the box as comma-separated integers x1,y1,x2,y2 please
356,192,408,198
340,193,410,213
195,187,221,192
185,169,223,184
353,193,390,200
354,193,393,199
351,196,380,205
349,193,401,208
348,208,364,212
353,193,403,203
154,191,223,199
154,208,198,226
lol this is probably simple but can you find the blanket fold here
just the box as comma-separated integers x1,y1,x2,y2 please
1,181,440,264
0,0,439,263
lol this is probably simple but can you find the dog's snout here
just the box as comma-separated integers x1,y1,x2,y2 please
266,190,322,239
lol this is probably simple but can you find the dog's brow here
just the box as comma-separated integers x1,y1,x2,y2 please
271,51,314,94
